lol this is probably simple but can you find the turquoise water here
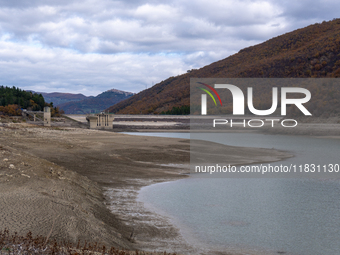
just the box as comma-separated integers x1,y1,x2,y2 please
126,132,340,254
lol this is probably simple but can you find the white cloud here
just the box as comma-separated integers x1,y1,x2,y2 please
134,4,179,23
0,38,189,96
0,0,338,95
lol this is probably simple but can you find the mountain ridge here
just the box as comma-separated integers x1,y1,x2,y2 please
106,18,340,115
29,91,88,106
58,89,134,114
31,89,134,114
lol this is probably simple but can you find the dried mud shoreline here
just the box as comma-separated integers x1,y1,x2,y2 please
0,122,293,255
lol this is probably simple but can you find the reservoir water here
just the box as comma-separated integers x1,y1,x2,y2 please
125,132,340,255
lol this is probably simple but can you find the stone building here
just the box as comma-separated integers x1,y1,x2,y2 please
86,113,114,129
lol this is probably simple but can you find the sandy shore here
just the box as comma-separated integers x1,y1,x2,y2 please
0,122,293,254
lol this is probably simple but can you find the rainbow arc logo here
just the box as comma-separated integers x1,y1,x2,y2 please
197,82,222,106
198,82,222,115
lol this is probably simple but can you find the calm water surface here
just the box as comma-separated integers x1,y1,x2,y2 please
125,132,340,255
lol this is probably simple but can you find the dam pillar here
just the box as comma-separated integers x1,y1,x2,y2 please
44,107,51,127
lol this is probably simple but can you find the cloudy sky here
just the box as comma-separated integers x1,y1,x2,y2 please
0,0,339,96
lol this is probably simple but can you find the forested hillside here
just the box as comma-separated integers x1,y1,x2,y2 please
107,18,340,116
0,86,45,115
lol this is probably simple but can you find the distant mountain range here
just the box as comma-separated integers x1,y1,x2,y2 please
40,92,88,106
35,89,134,114
58,89,134,114
106,18,340,116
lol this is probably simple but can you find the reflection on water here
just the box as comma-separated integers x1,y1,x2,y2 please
132,132,340,255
